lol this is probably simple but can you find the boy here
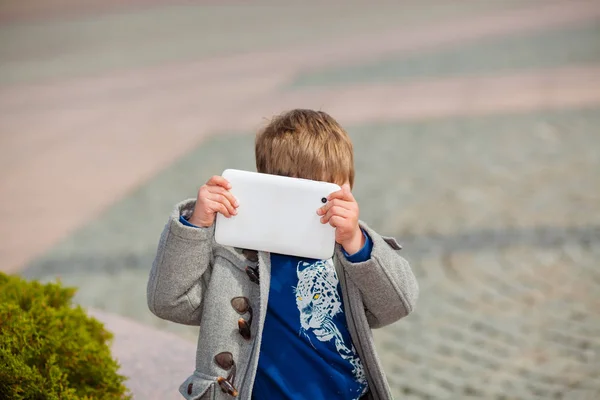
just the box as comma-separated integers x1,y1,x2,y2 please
147,109,418,400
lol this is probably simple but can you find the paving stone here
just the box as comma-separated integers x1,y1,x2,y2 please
20,104,600,398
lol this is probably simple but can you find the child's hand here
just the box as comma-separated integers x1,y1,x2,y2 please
188,176,239,227
317,183,365,255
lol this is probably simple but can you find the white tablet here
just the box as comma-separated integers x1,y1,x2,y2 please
214,169,341,260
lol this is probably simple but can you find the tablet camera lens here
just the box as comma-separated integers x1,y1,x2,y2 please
321,197,327,204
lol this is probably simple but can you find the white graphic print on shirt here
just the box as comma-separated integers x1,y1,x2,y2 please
294,259,368,399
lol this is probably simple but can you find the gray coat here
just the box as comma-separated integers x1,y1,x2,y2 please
147,199,419,400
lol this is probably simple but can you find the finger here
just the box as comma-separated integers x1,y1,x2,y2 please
208,192,236,216
212,200,232,218
328,215,345,228
326,189,347,202
341,184,355,201
321,205,350,224
206,175,232,190
207,185,239,208
317,198,353,216
327,186,355,203
208,193,237,215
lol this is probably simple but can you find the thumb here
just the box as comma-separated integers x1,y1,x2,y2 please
342,183,352,193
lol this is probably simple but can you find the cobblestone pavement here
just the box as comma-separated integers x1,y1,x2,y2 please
23,107,600,399
3,1,600,398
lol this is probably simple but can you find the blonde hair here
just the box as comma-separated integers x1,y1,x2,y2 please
255,109,355,188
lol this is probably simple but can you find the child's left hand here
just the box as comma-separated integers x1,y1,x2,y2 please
317,183,365,255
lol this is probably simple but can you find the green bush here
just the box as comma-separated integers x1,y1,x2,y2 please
0,272,131,399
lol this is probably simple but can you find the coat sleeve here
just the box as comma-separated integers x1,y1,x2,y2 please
146,199,213,326
335,221,419,329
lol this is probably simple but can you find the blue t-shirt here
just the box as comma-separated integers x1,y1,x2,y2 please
252,236,372,400
179,216,371,399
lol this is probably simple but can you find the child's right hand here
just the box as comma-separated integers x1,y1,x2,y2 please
188,176,239,227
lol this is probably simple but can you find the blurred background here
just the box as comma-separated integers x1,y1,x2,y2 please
1,0,600,398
